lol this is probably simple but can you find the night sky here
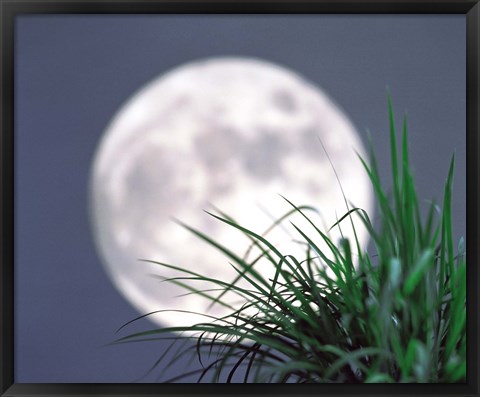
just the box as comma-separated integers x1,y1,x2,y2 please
15,14,465,382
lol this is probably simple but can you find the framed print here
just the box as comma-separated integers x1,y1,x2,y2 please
1,1,479,396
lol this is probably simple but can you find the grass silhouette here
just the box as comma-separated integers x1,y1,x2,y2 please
114,97,466,383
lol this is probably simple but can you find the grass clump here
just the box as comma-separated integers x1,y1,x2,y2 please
114,98,466,383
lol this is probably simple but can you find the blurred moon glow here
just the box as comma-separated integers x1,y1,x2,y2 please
90,57,373,328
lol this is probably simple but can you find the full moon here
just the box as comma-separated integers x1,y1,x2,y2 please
90,57,373,329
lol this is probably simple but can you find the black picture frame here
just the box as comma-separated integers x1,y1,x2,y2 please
1,1,478,396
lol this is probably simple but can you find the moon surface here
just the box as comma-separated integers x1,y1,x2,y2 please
90,57,373,329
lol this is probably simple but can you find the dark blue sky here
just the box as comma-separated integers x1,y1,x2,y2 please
14,14,466,382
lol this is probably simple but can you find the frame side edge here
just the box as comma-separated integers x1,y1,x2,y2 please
0,0,15,394
466,1,479,395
